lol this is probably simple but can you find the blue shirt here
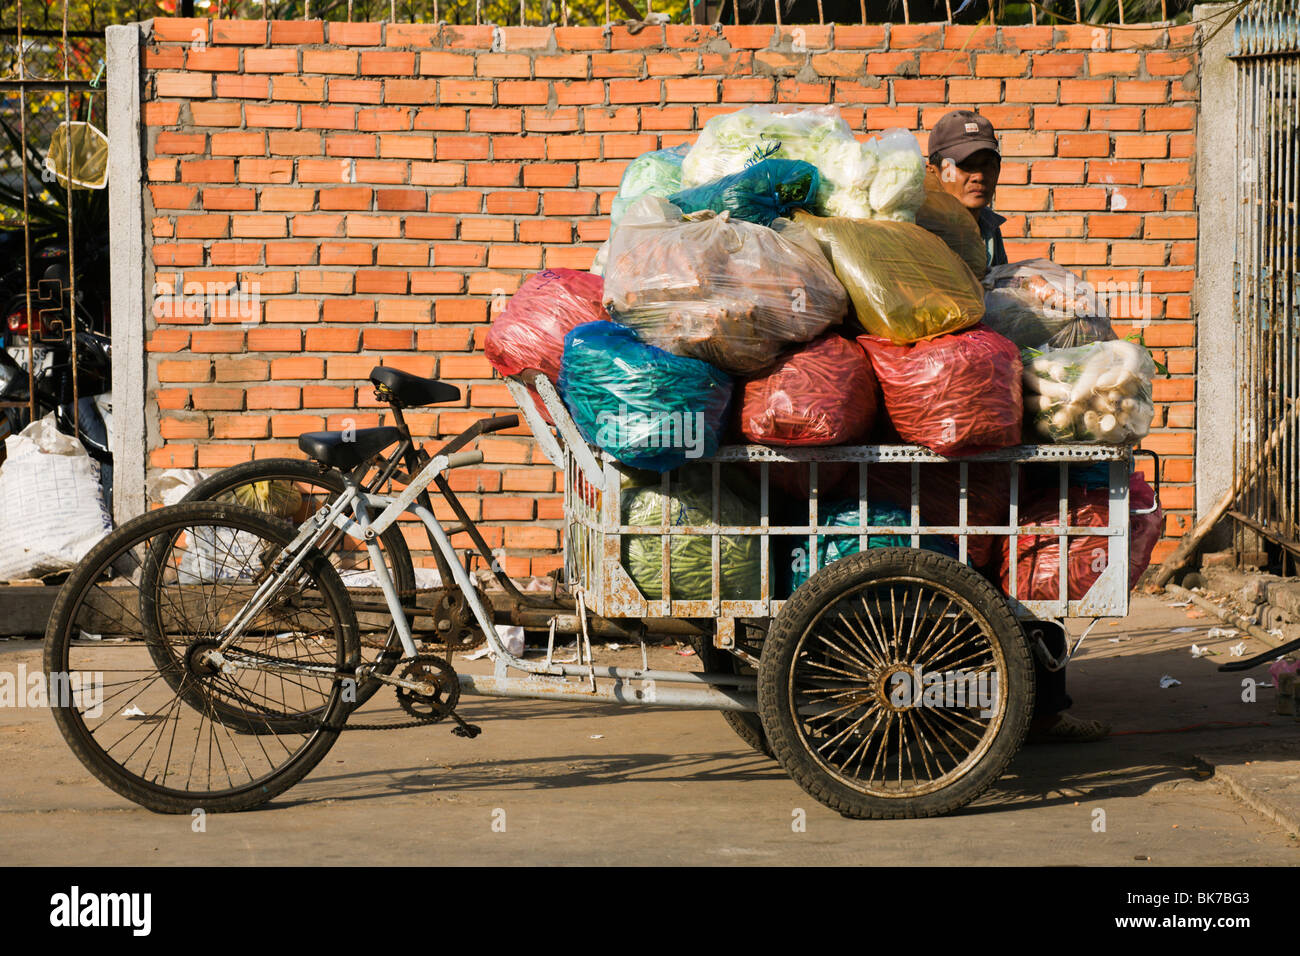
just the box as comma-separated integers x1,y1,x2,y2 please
978,206,1008,271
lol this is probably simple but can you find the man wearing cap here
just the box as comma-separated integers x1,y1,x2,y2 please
926,110,1008,273
926,109,1111,745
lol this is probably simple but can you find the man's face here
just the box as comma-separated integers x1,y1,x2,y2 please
928,149,1002,211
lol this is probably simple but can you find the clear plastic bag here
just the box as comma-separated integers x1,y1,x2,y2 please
788,211,985,343
860,324,1023,456
679,104,883,220
669,158,820,227
914,170,987,279
558,321,733,472
982,259,1116,349
868,128,927,223
621,466,760,601
1022,338,1155,444
738,333,877,446
602,207,847,375
610,144,690,228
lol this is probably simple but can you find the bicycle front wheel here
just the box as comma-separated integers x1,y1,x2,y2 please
45,502,360,813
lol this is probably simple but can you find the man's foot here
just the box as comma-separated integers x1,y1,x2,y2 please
1025,712,1110,744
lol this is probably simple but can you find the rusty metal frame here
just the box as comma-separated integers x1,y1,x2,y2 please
514,373,1134,630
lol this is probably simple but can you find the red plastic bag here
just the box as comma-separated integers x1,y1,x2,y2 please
485,269,608,421
739,334,878,446
859,324,1022,456
1129,474,1162,584
1001,473,1162,601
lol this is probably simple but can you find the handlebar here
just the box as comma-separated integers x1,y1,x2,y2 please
444,450,484,469
436,414,519,457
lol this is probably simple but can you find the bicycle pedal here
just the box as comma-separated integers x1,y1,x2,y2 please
449,712,481,738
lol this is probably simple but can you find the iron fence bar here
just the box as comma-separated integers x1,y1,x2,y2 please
0,28,104,37
0,80,97,90
63,78,79,439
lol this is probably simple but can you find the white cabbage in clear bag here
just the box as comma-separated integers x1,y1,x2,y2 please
868,128,927,223
681,105,923,222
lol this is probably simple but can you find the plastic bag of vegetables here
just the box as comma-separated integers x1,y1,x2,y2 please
738,334,877,446
1022,338,1155,444
779,500,958,595
914,170,987,279
485,268,609,423
679,104,881,220
559,322,733,472
860,324,1023,456
983,259,1116,349
621,466,760,601
868,128,927,223
602,206,847,375
786,211,985,343
610,144,690,228
1000,473,1162,601
668,158,820,227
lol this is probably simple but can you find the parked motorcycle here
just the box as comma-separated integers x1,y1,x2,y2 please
0,238,113,500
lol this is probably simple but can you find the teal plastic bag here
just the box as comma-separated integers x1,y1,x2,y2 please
621,467,761,602
780,500,958,595
558,322,733,472
668,159,821,227
610,144,689,228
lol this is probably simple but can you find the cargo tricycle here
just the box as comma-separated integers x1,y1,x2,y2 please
45,366,1153,819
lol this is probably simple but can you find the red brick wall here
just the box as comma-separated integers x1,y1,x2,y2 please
140,17,1199,572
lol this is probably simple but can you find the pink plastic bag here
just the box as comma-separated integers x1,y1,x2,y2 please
858,324,1023,456
739,334,878,446
484,269,608,421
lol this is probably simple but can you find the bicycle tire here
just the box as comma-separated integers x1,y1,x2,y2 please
182,457,416,708
46,502,360,813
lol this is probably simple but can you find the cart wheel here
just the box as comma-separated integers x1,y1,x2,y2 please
691,628,773,759
758,547,1034,820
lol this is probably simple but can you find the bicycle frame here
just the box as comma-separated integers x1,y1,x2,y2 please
205,429,758,713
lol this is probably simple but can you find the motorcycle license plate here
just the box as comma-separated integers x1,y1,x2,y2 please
5,346,50,371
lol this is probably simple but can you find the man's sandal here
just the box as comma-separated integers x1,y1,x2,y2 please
1025,712,1111,745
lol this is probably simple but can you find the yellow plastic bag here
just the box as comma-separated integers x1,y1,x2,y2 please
787,211,985,344
914,171,987,280
44,122,109,191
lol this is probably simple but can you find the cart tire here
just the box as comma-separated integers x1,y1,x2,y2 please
758,547,1034,820
691,634,773,759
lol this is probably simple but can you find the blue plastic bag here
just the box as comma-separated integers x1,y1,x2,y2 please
558,322,733,472
780,500,958,595
668,158,821,227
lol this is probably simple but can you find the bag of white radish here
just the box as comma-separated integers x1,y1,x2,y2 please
982,259,1115,350
1022,339,1156,444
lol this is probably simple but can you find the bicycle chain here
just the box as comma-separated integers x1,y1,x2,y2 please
210,647,457,732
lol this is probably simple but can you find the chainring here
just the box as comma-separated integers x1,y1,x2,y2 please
394,654,460,722
428,586,487,650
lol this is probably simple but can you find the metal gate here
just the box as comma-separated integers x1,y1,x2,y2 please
0,3,110,463
1232,0,1300,571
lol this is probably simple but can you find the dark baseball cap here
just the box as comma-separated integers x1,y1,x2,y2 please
928,110,1000,165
